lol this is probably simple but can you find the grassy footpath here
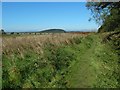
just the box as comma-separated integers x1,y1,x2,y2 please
66,34,119,87
2,32,120,88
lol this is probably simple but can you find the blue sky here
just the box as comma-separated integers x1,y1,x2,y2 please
0,2,2,30
2,2,98,32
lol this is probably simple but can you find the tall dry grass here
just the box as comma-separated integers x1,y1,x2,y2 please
2,33,88,56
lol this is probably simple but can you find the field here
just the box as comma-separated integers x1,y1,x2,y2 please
2,32,120,88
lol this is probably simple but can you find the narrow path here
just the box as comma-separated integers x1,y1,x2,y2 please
66,35,103,88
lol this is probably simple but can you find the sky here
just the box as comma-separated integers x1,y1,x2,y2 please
2,2,99,32
2,0,87,2
0,2,2,30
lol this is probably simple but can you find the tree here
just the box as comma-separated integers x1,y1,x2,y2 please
11,32,14,34
86,2,120,32
1,29,6,34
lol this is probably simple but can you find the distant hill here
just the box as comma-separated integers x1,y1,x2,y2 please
40,29,66,33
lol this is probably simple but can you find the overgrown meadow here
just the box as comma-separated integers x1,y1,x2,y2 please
2,32,120,88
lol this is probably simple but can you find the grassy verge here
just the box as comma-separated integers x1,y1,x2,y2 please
66,33,119,87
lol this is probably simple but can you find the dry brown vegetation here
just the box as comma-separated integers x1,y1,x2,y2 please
2,33,89,56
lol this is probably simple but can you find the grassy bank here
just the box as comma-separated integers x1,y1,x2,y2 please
2,32,120,88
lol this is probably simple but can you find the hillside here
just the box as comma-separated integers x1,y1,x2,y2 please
40,29,66,33
2,32,120,88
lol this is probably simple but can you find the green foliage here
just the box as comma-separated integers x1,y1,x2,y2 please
2,32,120,88
65,33,120,88
86,2,120,32
98,8,120,32
86,2,112,25
44,44,75,71
2,42,76,88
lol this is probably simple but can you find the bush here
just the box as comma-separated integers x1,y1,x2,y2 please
11,32,14,34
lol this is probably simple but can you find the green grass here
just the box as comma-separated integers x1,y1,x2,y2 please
2,32,120,88
65,34,119,88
